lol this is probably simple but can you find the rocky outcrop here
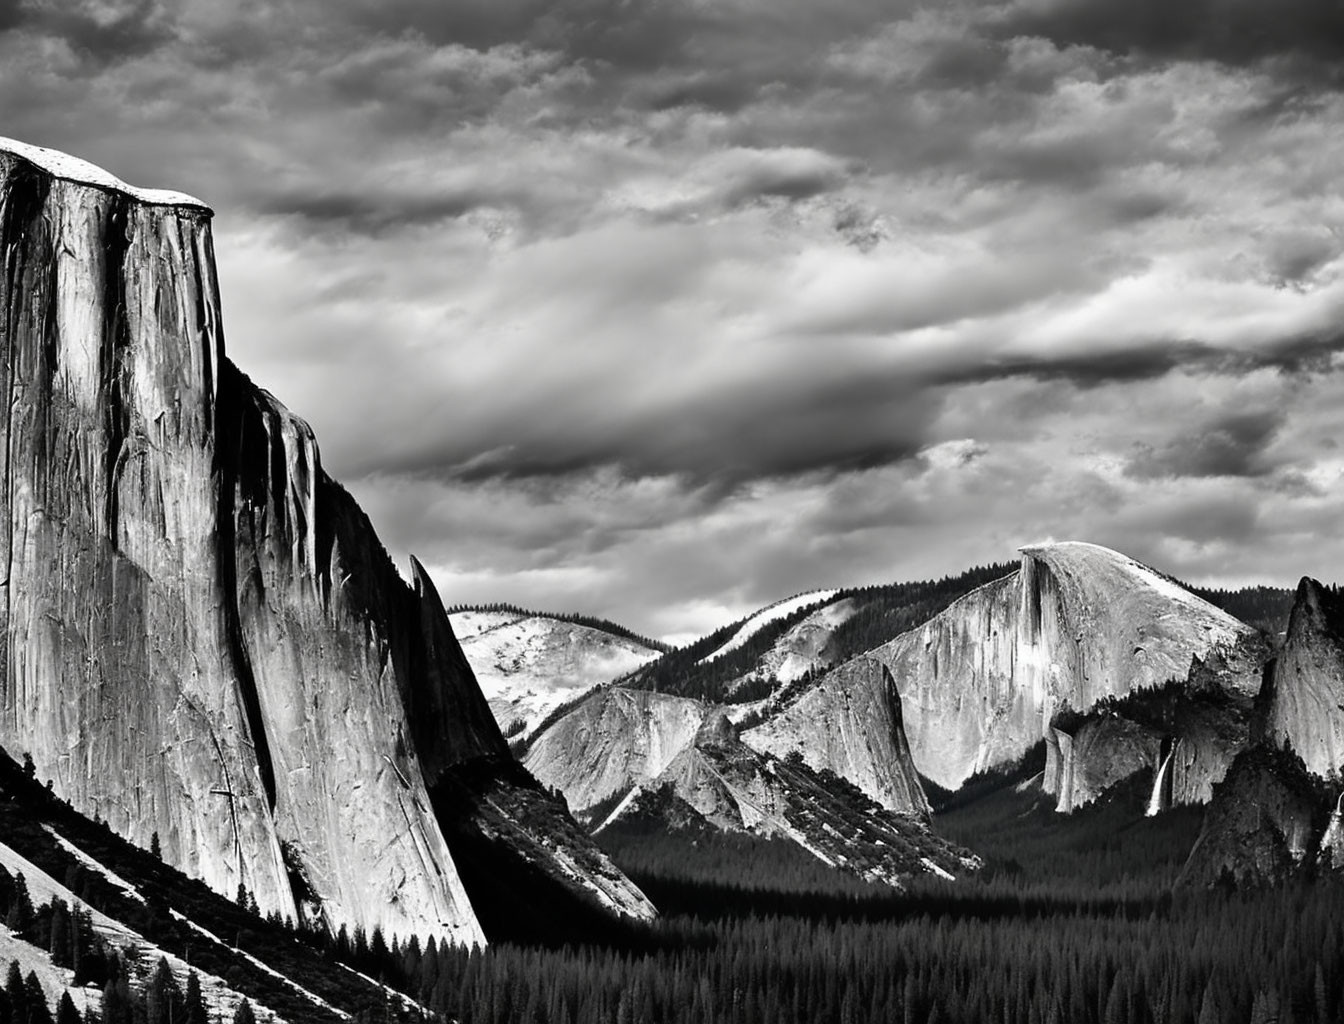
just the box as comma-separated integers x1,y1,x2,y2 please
449,609,662,740
859,543,1263,790
219,365,501,941
523,687,708,816
527,685,964,885
1044,716,1159,813
0,137,650,944
1177,747,1330,889
743,658,931,816
1267,578,1344,780
1043,679,1257,814
0,141,299,923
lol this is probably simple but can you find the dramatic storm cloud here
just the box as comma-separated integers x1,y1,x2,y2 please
4,0,1344,642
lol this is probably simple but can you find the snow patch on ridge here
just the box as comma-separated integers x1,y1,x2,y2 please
0,842,286,1022
700,591,840,665
452,611,661,739
43,827,146,904
0,137,209,209
172,912,348,1021
592,787,643,835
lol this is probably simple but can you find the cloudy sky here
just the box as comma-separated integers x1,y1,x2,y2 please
5,0,1344,642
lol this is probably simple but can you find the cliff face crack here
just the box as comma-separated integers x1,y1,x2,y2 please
100,195,131,545
206,727,244,881
213,361,278,812
0,161,51,716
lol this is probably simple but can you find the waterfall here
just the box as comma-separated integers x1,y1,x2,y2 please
1146,748,1173,817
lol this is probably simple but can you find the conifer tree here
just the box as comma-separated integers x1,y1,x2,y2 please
6,876,33,938
55,992,82,1024
146,957,181,1024
6,961,26,1024
185,971,207,1024
48,900,70,968
1195,981,1222,1024
25,972,53,1024
233,999,257,1024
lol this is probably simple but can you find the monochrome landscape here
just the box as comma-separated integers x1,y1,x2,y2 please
2,1,1344,1021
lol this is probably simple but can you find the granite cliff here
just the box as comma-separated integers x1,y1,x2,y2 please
524,683,966,885
0,137,652,944
1266,577,1344,780
849,543,1264,794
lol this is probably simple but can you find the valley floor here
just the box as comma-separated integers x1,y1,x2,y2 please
369,777,1344,1024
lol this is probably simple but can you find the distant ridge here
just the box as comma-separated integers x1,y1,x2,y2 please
445,602,672,653
624,564,1018,704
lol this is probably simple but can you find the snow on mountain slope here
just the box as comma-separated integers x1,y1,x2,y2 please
699,591,839,665
725,597,859,697
0,841,289,1022
450,611,662,738
0,930,101,1019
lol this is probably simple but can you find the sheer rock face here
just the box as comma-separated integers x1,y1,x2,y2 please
1044,718,1160,813
1267,578,1344,780
220,366,490,943
530,690,968,886
742,659,931,816
0,139,644,946
523,688,708,815
0,147,296,919
859,543,1263,790
1043,685,1256,814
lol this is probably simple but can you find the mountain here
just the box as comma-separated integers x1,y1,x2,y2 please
1175,579,1344,889
741,658,932,814
1176,746,1332,889
626,564,1015,704
610,542,1270,821
824,543,1265,795
524,542,1274,878
1265,577,1344,779
448,608,664,740
522,683,971,885
0,137,652,945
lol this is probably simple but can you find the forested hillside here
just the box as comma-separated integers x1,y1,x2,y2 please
625,564,1016,703
1186,585,1297,639
330,767,1344,1024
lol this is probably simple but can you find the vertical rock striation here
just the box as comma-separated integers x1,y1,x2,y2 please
1267,577,1344,780
855,542,1262,792
526,685,965,886
0,137,651,944
219,366,487,942
743,659,931,816
0,141,296,919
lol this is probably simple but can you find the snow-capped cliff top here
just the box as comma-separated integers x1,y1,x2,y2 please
0,137,209,210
